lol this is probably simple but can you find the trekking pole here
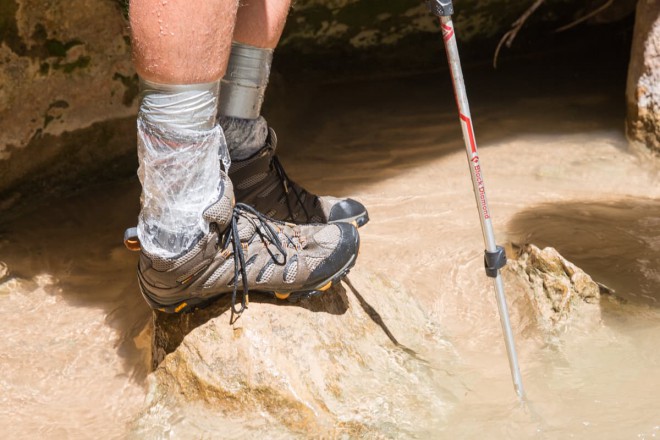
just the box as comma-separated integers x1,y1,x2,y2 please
426,0,525,400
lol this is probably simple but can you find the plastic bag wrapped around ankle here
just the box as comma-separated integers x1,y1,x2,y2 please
137,117,230,258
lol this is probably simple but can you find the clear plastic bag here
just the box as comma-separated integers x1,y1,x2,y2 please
137,117,230,258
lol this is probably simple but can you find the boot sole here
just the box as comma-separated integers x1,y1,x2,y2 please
140,236,360,314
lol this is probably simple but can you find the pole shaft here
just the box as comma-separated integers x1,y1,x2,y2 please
439,16,525,399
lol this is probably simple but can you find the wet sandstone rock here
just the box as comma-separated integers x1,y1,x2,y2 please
0,0,137,199
133,274,455,438
626,0,660,155
503,244,601,335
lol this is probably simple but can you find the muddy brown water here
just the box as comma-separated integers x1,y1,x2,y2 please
2,56,660,438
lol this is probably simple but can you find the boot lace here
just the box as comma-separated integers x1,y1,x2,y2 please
222,202,298,318
272,155,318,223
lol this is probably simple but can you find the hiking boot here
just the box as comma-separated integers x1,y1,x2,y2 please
229,128,369,227
126,172,360,314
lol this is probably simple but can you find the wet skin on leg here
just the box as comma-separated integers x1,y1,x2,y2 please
130,0,239,83
233,0,292,49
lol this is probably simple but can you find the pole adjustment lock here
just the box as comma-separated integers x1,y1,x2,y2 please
426,0,454,17
484,246,507,278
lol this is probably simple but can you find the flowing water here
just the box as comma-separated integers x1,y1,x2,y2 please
2,53,660,438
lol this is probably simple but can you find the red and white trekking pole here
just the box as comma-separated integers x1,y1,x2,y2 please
426,0,525,400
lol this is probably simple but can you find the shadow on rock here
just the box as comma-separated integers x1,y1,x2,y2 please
507,197,660,307
344,277,423,361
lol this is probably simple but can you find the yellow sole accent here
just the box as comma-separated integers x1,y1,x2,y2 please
124,238,141,251
275,292,291,300
174,302,188,313
317,281,333,292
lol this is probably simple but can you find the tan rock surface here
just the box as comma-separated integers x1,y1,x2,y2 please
0,0,136,194
503,244,601,335
133,273,457,438
626,0,660,154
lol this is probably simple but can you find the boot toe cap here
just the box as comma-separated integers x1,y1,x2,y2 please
328,198,369,226
309,222,360,282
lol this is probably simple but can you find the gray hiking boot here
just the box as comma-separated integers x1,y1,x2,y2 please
229,129,369,227
126,172,360,314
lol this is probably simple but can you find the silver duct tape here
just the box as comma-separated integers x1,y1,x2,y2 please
218,42,274,119
140,79,220,131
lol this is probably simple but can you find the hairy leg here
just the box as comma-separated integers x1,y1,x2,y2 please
130,0,239,83
233,0,292,49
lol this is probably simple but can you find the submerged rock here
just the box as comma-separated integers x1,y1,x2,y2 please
626,0,660,155
503,244,601,335
133,273,456,438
